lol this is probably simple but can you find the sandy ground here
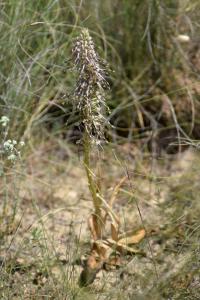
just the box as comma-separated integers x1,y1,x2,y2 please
1,142,200,298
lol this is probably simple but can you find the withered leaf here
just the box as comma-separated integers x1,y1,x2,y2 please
104,255,122,271
111,222,119,241
118,228,145,245
92,240,111,259
109,176,127,207
88,214,102,240
106,239,142,255
79,253,102,287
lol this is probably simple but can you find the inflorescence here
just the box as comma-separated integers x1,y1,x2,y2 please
72,28,109,144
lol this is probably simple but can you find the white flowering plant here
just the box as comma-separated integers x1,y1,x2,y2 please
0,116,25,166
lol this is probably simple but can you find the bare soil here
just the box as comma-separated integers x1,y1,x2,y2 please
1,141,200,299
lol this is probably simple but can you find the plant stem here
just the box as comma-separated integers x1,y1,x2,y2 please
83,131,102,220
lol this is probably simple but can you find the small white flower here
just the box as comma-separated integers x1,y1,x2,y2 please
19,141,25,147
3,140,14,152
0,116,9,127
12,140,17,145
7,154,17,161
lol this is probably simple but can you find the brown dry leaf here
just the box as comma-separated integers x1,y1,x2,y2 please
118,228,146,245
109,176,127,208
88,214,102,240
92,240,111,259
104,255,122,270
106,239,142,255
111,222,119,241
98,194,120,226
79,251,103,287
86,252,102,270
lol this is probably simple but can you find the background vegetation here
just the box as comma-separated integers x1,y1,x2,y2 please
0,0,200,299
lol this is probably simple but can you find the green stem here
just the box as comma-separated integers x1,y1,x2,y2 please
83,131,102,219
